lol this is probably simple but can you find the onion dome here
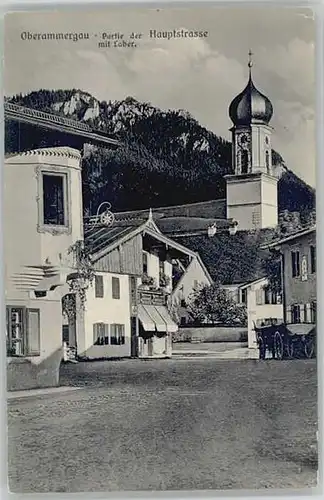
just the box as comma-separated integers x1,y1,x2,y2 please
229,52,273,126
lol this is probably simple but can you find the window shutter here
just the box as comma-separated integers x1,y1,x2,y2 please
95,275,104,298
305,303,311,323
256,289,262,305
291,252,295,277
311,301,317,323
299,304,305,323
93,323,98,344
296,251,300,276
286,306,292,323
26,309,40,355
112,277,120,299
310,246,316,274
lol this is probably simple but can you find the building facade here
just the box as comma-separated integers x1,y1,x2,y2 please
68,215,211,360
5,147,83,390
239,277,283,348
270,226,316,333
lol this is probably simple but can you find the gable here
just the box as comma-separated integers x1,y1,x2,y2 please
93,233,143,275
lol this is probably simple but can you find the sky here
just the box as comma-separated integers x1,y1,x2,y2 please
4,7,316,186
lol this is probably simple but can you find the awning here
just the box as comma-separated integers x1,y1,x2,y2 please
138,304,178,333
138,305,155,331
155,306,178,333
287,324,316,336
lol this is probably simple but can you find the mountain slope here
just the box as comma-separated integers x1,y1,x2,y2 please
8,89,315,218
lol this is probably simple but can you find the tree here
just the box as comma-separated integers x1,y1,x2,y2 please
187,283,247,326
262,250,282,295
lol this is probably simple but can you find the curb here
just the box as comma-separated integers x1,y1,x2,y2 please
7,386,82,401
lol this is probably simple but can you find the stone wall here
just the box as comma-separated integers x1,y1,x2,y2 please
175,326,247,343
7,347,63,392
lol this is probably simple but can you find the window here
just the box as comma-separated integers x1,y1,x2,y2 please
310,245,316,274
110,324,125,345
42,173,66,226
241,150,249,174
264,289,277,305
95,275,104,298
6,306,40,356
265,151,270,171
112,277,120,299
143,252,148,274
241,289,247,304
93,323,109,345
291,250,300,278
193,280,199,290
292,304,301,324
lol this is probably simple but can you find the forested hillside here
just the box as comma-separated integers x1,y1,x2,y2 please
7,89,316,218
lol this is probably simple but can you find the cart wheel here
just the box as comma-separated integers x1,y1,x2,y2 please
258,337,266,360
304,337,315,359
274,331,284,360
286,339,294,359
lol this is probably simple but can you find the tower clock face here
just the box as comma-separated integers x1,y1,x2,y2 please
237,133,250,149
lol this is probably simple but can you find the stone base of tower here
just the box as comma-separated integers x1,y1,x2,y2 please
225,172,278,231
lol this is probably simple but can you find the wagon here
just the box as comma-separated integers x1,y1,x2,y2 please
253,318,316,360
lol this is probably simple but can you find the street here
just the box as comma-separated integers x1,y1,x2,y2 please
8,358,318,493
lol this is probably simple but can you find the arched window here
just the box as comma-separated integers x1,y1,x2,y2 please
241,150,249,174
265,151,270,171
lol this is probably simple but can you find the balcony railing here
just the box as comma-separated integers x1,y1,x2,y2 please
138,289,168,306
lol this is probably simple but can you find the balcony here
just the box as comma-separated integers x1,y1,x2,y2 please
138,289,168,307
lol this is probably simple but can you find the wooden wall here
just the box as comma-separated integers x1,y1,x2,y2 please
93,234,143,275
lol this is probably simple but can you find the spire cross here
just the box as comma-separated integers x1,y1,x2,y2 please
248,49,253,67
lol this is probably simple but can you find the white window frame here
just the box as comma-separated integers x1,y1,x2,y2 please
36,166,71,234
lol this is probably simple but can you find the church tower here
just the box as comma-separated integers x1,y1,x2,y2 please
225,51,278,230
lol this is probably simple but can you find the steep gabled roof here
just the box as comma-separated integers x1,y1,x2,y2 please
261,225,316,249
84,217,160,261
239,276,268,289
84,216,211,280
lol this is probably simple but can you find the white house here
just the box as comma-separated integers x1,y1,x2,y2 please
68,213,213,360
5,147,83,390
222,277,283,348
171,256,213,325
239,277,283,348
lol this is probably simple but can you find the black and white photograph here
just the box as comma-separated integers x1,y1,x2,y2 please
4,6,317,493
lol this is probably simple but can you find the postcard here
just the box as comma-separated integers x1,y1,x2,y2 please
4,6,317,493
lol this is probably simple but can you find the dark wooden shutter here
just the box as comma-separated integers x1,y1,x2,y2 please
296,251,300,276
291,251,296,277
310,246,316,273
112,277,120,299
95,275,104,298
26,309,40,355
